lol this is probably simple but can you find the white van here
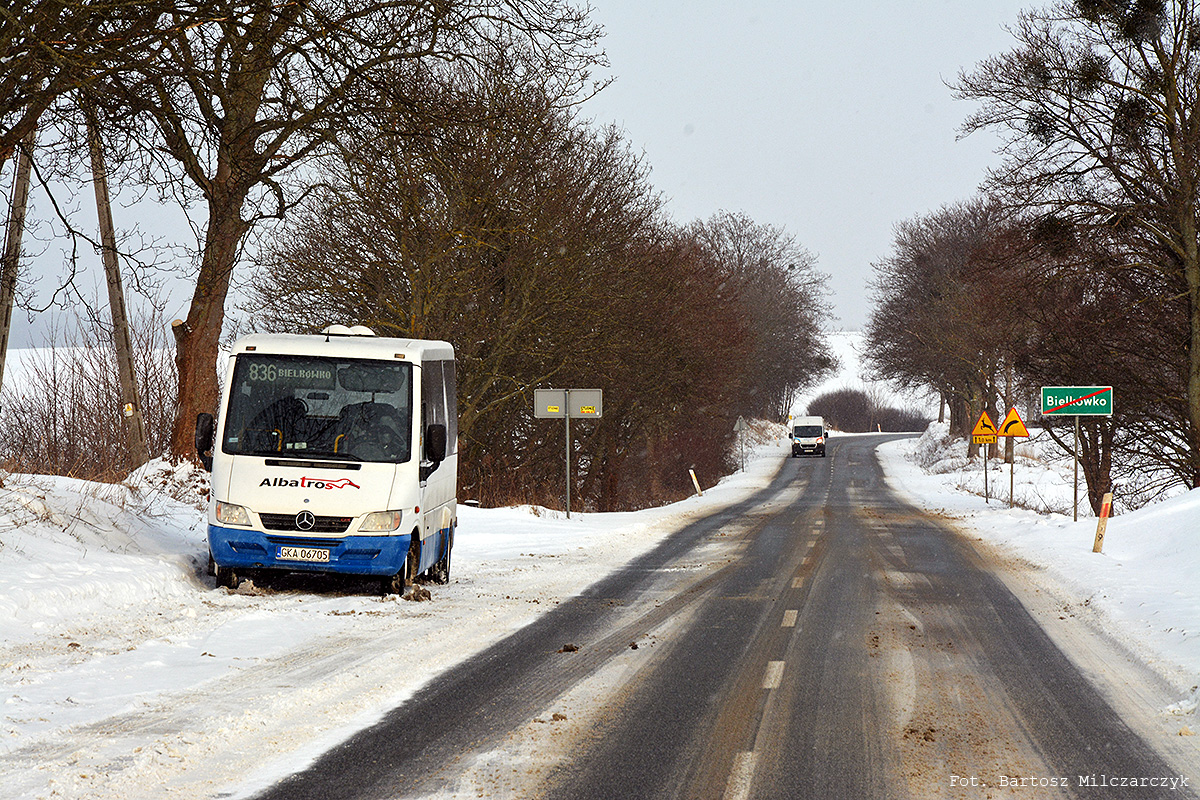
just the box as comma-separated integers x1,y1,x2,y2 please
790,415,827,457
195,326,457,594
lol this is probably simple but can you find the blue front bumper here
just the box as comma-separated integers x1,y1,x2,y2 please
208,524,412,576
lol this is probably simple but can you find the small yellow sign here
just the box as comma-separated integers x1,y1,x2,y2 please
997,407,1030,437
971,411,998,437
547,405,560,413
972,434,997,445
579,405,596,415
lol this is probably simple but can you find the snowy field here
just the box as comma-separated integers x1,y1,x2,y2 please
791,328,938,418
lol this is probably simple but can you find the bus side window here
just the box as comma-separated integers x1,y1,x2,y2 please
442,359,457,455
422,361,446,461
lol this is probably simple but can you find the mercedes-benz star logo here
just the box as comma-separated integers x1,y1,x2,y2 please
295,510,316,531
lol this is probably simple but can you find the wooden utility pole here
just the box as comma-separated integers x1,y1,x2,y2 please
0,131,36,401
83,99,150,466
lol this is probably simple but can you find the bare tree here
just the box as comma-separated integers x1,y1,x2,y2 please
248,61,675,507
80,0,604,460
687,211,836,421
2,1,196,162
865,198,1019,444
955,0,1200,487
1009,218,1194,508
0,299,177,479
247,60,785,510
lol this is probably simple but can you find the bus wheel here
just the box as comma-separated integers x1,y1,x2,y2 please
429,530,453,585
381,540,420,595
215,564,241,590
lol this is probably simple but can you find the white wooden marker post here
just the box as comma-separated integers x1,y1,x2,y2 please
1093,491,1113,553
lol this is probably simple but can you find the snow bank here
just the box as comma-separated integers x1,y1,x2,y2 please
0,463,209,650
0,434,797,800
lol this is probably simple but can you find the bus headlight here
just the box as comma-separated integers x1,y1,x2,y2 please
360,510,403,532
216,501,251,526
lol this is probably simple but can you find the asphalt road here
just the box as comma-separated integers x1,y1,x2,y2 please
255,435,1195,800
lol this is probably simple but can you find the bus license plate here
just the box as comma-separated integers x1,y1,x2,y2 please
277,546,330,563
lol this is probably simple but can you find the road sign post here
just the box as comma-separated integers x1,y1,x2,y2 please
1041,387,1113,521
534,388,603,519
734,416,749,471
971,411,998,503
996,408,1030,508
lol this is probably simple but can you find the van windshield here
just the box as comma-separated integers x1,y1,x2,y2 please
794,425,823,438
221,355,413,463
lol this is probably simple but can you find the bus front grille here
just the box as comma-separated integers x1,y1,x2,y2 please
259,513,353,534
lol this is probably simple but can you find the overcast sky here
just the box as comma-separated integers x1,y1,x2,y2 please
581,1,1033,331
5,2,1034,349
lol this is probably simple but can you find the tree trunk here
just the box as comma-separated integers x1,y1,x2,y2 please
949,394,968,439
169,199,250,460
1079,418,1114,516
0,131,36,396
1003,361,1014,465
84,98,150,467
1187,251,1200,488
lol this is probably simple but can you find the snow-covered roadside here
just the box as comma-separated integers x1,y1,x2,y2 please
0,426,792,800
876,425,1200,724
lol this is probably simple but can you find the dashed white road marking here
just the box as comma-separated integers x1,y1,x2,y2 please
763,660,786,689
781,609,798,627
724,751,757,800
791,576,804,589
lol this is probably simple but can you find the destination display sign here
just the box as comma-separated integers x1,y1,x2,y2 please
1040,386,1114,417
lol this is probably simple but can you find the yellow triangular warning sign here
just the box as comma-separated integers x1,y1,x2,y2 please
998,407,1030,437
971,411,998,437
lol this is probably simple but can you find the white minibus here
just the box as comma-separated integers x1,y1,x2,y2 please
195,326,456,594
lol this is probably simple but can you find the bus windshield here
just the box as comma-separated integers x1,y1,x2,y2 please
221,354,413,463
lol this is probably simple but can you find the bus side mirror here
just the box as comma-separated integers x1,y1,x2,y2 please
195,412,215,472
425,423,447,464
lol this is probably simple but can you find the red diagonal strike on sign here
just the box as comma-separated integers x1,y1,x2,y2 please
1047,388,1109,415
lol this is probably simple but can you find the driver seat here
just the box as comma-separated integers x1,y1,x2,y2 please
335,402,401,455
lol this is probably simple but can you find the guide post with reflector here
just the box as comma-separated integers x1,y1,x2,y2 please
1093,492,1113,553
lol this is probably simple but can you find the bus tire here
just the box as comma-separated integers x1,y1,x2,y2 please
381,538,420,595
215,564,241,590
429,527,453,585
